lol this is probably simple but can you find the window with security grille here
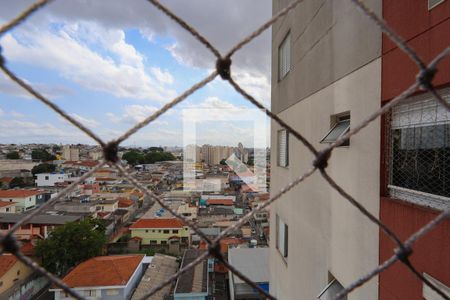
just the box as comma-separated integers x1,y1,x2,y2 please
278,32,291,80
388,93,450,201
277,129,289,167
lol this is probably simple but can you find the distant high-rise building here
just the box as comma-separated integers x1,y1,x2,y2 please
62,145,79,161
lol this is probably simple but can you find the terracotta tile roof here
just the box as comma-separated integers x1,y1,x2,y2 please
0,200,15,208
130,218,185,229
118,198,134,208
0,254,18,277
61,255,144,288
207,199,234,206
0,190,41,198
95,177,117,181
0,177,13,184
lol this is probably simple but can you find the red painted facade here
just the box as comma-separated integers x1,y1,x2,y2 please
379,198,450,300
380,1,450,299
382,0,450,102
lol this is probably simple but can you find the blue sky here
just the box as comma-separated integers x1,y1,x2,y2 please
0,0,272,147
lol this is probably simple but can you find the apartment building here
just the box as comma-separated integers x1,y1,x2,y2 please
270,0,382,299
379,1,450,299
270,0,449,299
0,190,43,212
62,145,79,161
129,218,190,245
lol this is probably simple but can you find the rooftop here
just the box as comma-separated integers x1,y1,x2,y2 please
0,200,16,208
228,247,269,284
130,218,185,229
206,199,234,206
0,190,42,198
58,255,144,288
0,213,82,225
174,249,208,294
0,254,18,277
131,254,179,300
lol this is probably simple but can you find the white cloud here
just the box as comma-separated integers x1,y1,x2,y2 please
151,67,174,85
106,104,170,125
69,113,99,128
1,22,176,102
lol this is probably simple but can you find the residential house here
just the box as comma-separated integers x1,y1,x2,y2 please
96,199,119,213
228,247,269,300
173,249,213,300
130,218,190,245
0,190,43,212
0,201,16,213
0,254,48,299
0,213,82,240
131,254,178,300
117,197,137,212
0,177,13,189
35,173,68,187
50,255,146,300
176,203,198,220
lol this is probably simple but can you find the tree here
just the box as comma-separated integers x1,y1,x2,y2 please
31,149,56,161
148,146,164,152
220,159,227,165
31,163,56,175
6,151,20,159
9,177,26,188
122,150,144,166
35,218,107,276
247,158,254,166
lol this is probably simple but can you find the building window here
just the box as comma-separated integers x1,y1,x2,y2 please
17,270,20,275
317,274,346,300
106,289,120,296
428,0,445,10
388,95,450,202
278,32,291,80
276,214,288,258
150,240,157,244
321,113,351,146
277,129,289,167
145,230,149,233
45,176,49,180
6,208,9,212
422,273,450,299
172,230,179,234
163,230,170,234
161,240,167,245
84,290,96,297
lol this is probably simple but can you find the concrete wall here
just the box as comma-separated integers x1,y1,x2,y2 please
0,257,34,294
131,227,190,245
271,0,381,114
270,58,381,300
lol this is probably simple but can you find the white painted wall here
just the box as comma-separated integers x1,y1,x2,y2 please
269,59,381,300
35,173,68,187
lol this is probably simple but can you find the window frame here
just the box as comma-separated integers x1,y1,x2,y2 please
320,113,351,146
277,129,289,168
428,0,445,10
276,214,288,259
278,31,291,80
387,93,450,205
